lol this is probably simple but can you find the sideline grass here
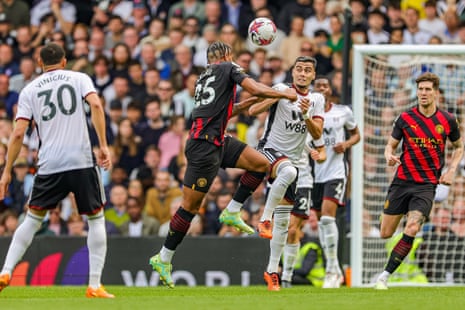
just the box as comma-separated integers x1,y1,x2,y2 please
0,286,463,310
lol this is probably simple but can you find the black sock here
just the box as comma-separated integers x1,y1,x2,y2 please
385,233,414,273
232,171,266,203
164,207,195,250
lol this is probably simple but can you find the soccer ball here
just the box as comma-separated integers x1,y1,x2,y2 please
248,17,277,46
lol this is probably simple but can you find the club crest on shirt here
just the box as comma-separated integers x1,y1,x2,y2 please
196,178,208,187
435,124,444,134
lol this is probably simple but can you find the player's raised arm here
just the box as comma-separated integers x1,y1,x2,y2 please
241,77,297,101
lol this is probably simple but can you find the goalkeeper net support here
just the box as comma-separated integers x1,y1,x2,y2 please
351,44,465,287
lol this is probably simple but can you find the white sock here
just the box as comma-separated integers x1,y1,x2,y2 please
226,199,242,213
378,270,391,281
282,243,299,282
87,211,107,289
261,164,297,222
1,212,43,275
320,216,340,273
160,246,175,263
266,205,291,273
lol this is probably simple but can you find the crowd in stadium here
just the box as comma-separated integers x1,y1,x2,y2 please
1,0,465,241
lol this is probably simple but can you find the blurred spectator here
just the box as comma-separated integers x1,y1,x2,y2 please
5,157,33,216
221,0,244,32
104,165,128,207
193,24,218,67
266,52,286,85
130,145,162,192
279,15,309,70
138,68,161,101
0,15,14,46
138,42,169,80
108,0,133,22
402,6,432,44
160,28,185,72
235,50,257,80
91,55,113,96
66,213,87,236
451,198,465,237
249,47,267,77
327,13,344,53
170,44,204,92
12,25,33,64
0,74,18,120
39,205,68,236
88,26,110,62
419,0,447,36
126,101,144,128
146,0,171,24
277,0,313,35
350,0,368,30
120,196,160,236
127,178,146,205
155,79,176,125
104,76,133,116
140,17,171,55
0,44,19,77
202,186,229,235
204,0,223,30
367,9,389,44
31,13,55,48
113,118,144,176
439,7,461,43
168,0,205,25
219,23,246,58
304,0,331,38
65,39,93,75
127,60,146,98
30,0,77,36
104,184,130,228
135,96,166,152
127,0,150,38
104,14,125,51
1,0,30,28
144,170,183,225
386,3,404,31
182,15,201,49
172,72,197,129
158,115,186,170
0,209,18,236
9,57,37,93
122,25,142,59
109,42,132,79
167,8,185,30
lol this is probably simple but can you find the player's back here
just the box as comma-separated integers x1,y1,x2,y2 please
17,69,96,174
190,62,247,145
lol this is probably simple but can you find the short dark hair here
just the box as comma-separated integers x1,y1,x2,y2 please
40,43,65,66
293,56,317,68
415,72,440,90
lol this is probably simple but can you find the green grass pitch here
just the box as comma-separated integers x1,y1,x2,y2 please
0,286,463,310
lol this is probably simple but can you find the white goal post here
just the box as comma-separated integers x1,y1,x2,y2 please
351,45,465,287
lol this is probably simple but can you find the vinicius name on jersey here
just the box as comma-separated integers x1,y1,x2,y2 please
36,74,71,88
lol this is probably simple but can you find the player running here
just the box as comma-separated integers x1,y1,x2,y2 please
311,76,360,288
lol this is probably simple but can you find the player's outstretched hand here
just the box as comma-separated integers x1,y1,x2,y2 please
439,170,454,186
298,98,310,115
97,146,112,170
0,172,12,200
283,88,297,101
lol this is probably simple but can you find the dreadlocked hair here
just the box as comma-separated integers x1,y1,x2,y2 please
206,41,232,64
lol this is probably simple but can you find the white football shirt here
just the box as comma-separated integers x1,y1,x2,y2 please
314,103,357,183
16,69,97,174
260,83,325,163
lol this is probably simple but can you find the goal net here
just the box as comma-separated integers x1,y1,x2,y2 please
350,45,465,287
